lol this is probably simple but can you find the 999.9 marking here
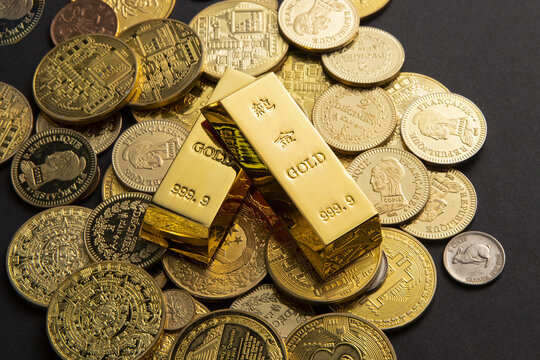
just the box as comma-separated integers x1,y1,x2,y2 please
319,195,355,222
171,184,210,207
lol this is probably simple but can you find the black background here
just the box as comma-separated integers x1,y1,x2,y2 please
0,0,538,359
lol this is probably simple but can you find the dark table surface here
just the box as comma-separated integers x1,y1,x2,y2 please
0,0,538,359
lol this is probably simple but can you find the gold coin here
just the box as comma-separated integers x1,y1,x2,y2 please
190,1,289,80
401,168,477,240
333,228,437,330
248,0,279,10
150,266,168,288
33,34,138,125
0,82,33,165
0,0,44,46
352,0,392,18
47,261,165,360
383,72,450,150
6,206,92,307
313,85,397,153
322,26,405,86
118,19,204,109
267,231,382,305
401,92,488,165
194,299,210,318
347,148,430,225
279,0,359,52
275,50,333,119
101,164,133,200
286,313,396,359
335,151,357,169
163,289,196,332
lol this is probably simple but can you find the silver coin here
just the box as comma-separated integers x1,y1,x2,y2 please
444,231,505,285
365,251,388,293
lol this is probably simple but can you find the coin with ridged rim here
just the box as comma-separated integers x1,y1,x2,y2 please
0,0,44,46
352,0,392,18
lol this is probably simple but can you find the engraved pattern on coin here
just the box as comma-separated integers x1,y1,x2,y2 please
6,206,92,307
47,261,165,360
351,0,391,18
0,0,44,46
101,164,132,200
163,289,196,331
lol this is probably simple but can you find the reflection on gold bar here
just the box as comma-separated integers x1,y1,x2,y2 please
202,72,382,278
139,70,256,263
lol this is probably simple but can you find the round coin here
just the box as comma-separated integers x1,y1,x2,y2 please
231,283,315,339
150,266,168,288
401,92,488,165
365,250,388,293
47,261,165,360
11,128,97,208
333,227,437,330
50,0,118,45
0,82,33,165
112,120,188,193
33,34,138,124
0,0,44,46
322,26,405,86
6,206,92,307
249,0,279,10
352,0,392,18
101,164,133,200
84,193,166,268
190,1,289,80
313,85,397,153
444,231,505,285
286,313,396,360
348,148,431,224
163,289,196,332
169,310,287,360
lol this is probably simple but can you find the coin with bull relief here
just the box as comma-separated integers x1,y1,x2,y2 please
444,231,505,285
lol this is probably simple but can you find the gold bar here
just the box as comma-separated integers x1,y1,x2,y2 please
202,72,382,278
139,70,256,263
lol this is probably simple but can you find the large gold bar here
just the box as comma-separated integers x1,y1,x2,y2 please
202,72,382,278
139,70,256,263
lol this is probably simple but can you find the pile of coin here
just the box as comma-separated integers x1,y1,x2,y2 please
2,1,506,359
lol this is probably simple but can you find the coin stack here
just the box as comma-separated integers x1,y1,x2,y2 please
2,1,506,359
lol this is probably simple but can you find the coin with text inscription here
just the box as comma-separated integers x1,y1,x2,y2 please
163,289,196,332
0,0,44,46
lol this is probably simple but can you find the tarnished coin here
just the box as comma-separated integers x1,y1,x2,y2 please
249,0,279,10
36,112,122,155
0,82,33,165
313,85,397,153
401,93,488,165
444,231,505,285
112,120,188,193
101,164,133,200
286,313,396,360
118,19,204,109
190,1,289,80
162,202,269,301
322,26,405,87
33,34,138,125
169,310,287,360
267,231,382,304
11,129,97,208
348,148,430,224
47,261,165,360
84,193,166,268
231,283,315,339
50,0,118,45
401,168,477,240
352,0,391,18
6,206,92,307
365,251,388,293
333,228,437,330
0,0,44,46
163,289,196,332
279,0,359,52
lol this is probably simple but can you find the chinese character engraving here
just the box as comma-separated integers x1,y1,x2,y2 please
251,98,275,117
274,131,296,149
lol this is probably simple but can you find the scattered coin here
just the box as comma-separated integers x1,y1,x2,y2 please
444,231,505,285
249,0,279,10
352,0,392,18
193,299,210,318
101,164,133,200
0,0,44,46
78,162,101,201
163,289,196,332
365,250,388,293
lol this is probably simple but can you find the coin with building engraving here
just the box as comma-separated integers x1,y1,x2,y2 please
352,0,391,18
444,231,505,285
163,289,196,332
286,313,396,360
84,193,166,268
0,0,44,46
190,1,289,80
11,129,97,208
0,82,33,165
313,85,396,153
112,120,188,193
333,228,436,330
47,261,165,360
170,310,287,360
348,148,430,224
101,164,133,200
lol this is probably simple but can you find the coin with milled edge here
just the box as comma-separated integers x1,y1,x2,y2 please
112,120,188,193
401,92,488,165
0,0,44,46
322,26,404,87
444,231,505,285
333,228,437,330
365,251,388,293
348,148,430,225
352,0,392,18
47,261,165,360
286,313,396,360
169,310,287,360
163,289,196,332
84,193,166,268
101,164,133,200
313,85,396,153
11,129,97,208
